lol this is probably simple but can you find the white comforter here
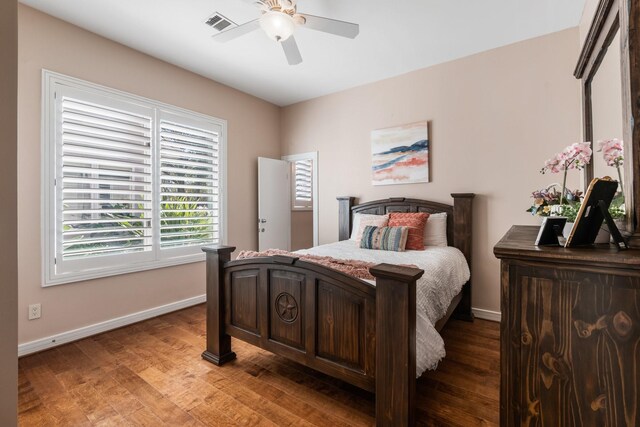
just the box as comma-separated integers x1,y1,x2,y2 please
296,240,470,377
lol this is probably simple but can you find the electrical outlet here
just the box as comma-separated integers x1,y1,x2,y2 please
28,303,41,320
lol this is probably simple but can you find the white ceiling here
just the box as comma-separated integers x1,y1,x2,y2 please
21,0,587,106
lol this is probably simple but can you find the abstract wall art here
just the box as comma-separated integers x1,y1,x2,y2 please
371,121,429,186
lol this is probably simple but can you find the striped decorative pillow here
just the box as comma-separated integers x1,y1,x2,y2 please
388,212,430,250
359,226,409,252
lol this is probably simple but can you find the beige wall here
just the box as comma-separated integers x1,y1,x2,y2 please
281,28,582,314
291,210,313,250
18,5,280,344
0,0,18,424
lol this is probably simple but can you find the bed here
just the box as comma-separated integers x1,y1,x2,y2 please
201,194,474,426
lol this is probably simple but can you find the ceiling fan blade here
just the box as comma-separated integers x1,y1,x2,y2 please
212,19,260,42
281,36,302,65
300,14,359,39
241,0,269,11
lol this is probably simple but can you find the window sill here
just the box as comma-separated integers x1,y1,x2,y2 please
43,252,206,287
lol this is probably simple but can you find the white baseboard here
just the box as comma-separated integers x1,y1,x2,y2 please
18,296,499,357
472,307,501,322
18,294,206,357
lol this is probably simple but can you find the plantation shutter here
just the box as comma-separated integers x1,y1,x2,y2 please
159,116,220,249
58,95,153,261
44,73,227,286
293,159,313,209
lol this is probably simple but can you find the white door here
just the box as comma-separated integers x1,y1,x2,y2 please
258,157,291,251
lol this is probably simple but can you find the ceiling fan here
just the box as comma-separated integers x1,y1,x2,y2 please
212,0,359,65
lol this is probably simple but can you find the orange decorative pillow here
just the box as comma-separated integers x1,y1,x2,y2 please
388,212,430,250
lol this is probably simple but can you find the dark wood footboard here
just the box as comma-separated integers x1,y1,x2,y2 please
202,247,423,426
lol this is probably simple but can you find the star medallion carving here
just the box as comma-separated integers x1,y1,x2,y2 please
275,292,298,323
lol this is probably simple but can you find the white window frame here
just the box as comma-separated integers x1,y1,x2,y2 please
290,159,313,211
282,152,318,247
42,70,227,286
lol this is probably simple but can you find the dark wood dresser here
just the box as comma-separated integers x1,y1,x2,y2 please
494,225,640,426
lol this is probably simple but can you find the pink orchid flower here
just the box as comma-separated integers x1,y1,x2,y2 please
597,138,624,167
597,138,625,194
540,142,592,206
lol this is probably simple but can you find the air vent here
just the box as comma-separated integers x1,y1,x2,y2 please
205,13,236,32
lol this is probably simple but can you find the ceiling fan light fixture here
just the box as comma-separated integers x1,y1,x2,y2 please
260,11,296,42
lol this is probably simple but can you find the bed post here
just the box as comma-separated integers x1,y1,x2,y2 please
337,196,355,241
370,263,424,427
451,193,475,321
201,245,236,365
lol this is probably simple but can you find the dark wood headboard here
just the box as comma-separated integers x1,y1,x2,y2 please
337,194,475,320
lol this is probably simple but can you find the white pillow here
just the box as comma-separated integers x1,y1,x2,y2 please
424,212,448,247
350,213,389,241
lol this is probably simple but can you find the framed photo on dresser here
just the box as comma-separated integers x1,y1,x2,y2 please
535,217,567,246
565,177,627,249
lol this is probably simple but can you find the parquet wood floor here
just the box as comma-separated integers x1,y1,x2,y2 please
18,304,499,426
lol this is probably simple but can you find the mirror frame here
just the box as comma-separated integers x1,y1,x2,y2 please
575,0,640,247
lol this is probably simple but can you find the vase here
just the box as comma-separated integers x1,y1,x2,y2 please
595,227,610,244
549,205,564,216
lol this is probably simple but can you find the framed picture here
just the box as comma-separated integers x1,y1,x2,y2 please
535,217,567,246
565,177,626,248
371,121,429,186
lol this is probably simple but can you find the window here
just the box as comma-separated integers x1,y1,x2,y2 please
291,159,313,210
42,71,226,286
